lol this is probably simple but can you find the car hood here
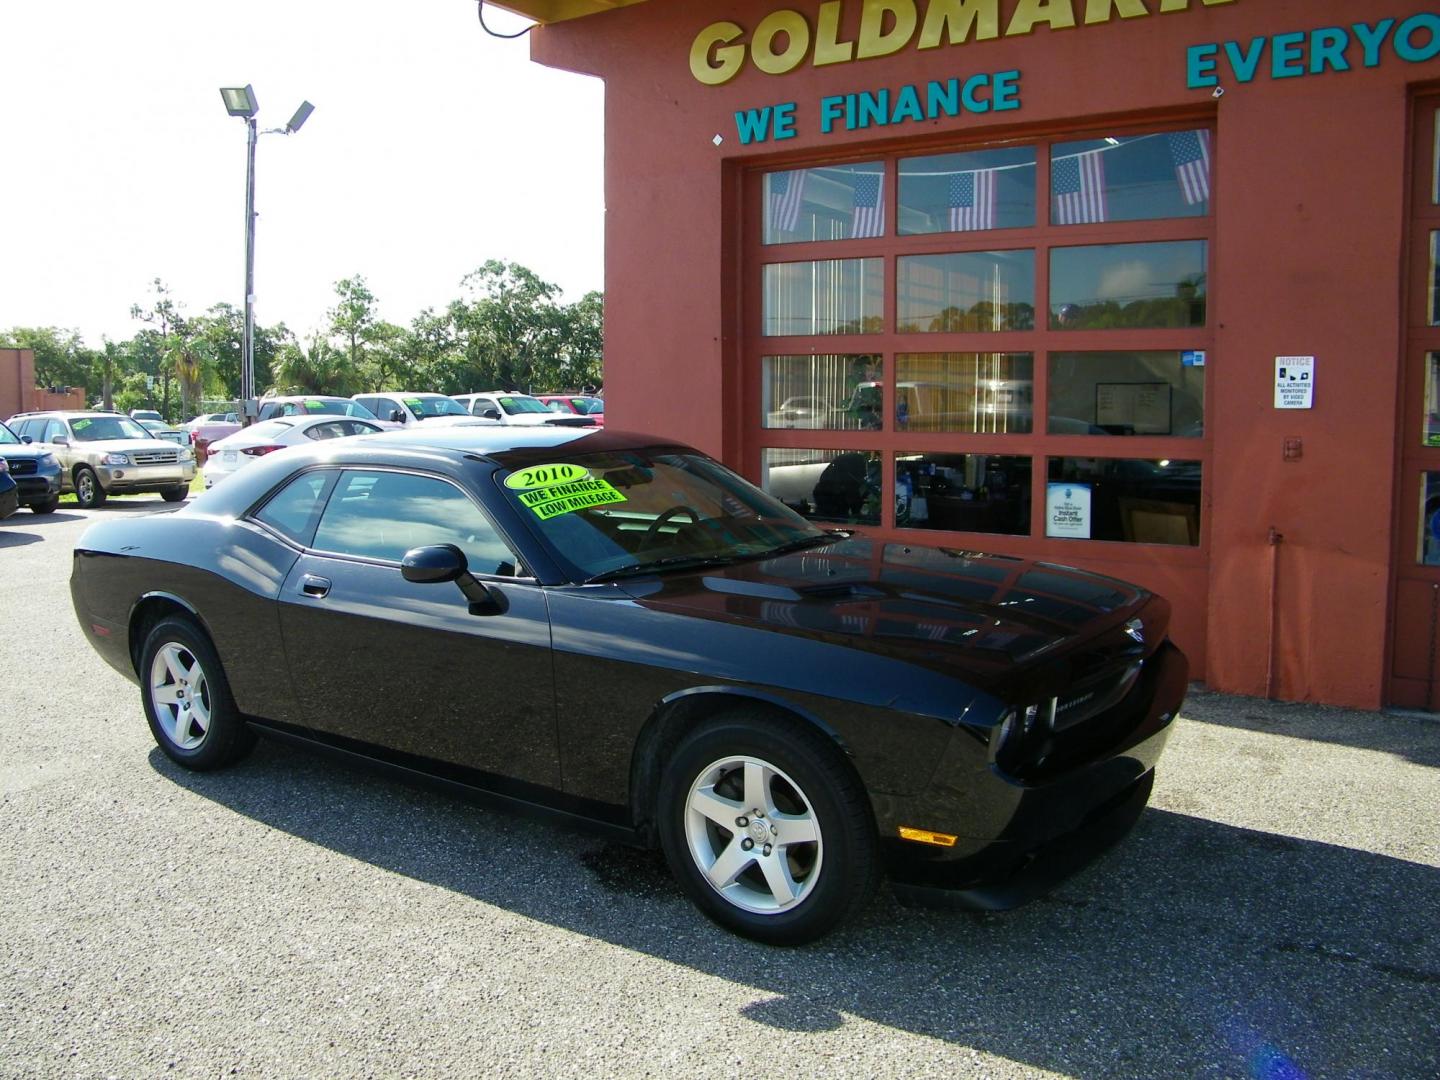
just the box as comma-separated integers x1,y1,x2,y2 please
616,537,1160,697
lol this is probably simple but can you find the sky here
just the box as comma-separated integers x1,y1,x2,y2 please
0,0,605,347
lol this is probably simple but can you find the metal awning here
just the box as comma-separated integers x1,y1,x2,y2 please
487,0,649,25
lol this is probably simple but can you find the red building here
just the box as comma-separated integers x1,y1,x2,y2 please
495,0,1440,710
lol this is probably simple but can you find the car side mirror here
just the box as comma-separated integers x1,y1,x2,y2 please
481,408,501,421
52,434,69,447
20,435,32,444
401,544,507,616
389,408,405,423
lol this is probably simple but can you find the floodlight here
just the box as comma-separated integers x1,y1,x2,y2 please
285,101,315,134
219,85,259,118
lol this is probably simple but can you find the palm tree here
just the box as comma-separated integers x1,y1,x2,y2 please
271,336,360,395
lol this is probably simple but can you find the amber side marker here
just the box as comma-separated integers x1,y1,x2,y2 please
897,826,958,848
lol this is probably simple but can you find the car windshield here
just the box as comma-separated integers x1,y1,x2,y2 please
301,399,378,419
407,395,469,418
496,447,833,582
71,416,152,441
0,422,19,445
573,398,604,415
498,395,552,415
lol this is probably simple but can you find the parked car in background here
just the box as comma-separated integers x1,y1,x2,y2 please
538,394,605,427
0,464,17,519
186,414,244,465
71,425,1185,944
451,392,596,427
352,392,493,428
202,415,384,487
7,411,195,507
257,396,389,425
129,409,164,424
0,418,64,514
137,419,192,447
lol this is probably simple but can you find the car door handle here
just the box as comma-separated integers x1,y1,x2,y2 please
300,574,332,598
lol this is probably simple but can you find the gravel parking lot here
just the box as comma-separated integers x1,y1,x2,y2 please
2,505,1438,1079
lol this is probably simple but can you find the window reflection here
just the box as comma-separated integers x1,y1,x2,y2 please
1422,473,1440,564
1426,354,1440,446
764,162,886,244
895,353,1033,433
896,453,1031,535
1431,233,1440,327
1047,457,1201,545
897,147,1036,235
1050,241,1207,329
1048,352,1204,436
1051,130,1211,224
763,355,883,430
762,449,881,526
898,250,1035,332
763,258,884,336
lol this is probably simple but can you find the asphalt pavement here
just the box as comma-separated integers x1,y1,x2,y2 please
2,504,1437,1079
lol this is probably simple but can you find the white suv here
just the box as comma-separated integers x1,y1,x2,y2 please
451,392,596,428
7,410,195,508
351,392,491,428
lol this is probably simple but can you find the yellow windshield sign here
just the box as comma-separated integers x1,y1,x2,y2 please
504,463,592,491
516,477,627,520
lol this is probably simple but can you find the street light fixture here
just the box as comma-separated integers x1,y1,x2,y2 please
218,83,313,421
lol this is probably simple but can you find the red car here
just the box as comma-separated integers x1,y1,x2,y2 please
538,394,604,427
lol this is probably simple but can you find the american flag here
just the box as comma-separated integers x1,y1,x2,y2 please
1053,149,1107,224
1168,129,1212,205
949,168,996,231
768,170,807,234
851,172,884,238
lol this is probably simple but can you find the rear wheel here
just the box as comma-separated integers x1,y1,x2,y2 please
140,616,256,770
29,497,59,515
160,485,188,503
656,712,879,945
74,466,106,508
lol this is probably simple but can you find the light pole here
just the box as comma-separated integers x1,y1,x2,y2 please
219,85,314,422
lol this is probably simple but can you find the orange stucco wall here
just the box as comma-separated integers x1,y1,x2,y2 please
527,0,1439,708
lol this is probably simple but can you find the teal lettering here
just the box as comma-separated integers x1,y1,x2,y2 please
1309,27,1350,73
927,79,960,118
1352,19,1396,67
891,84,923,123
820,95,846,134
773,102,797,140
961,73,992,112
1271,32,1304,78
845,93,859,130
1187,43,1219,87
735,106,773,145
1395,14,1440,63
858,90,889,127
993,69,1020,110
1224,37,1267,82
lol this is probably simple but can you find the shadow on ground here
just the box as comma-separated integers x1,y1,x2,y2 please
152,738,1440,1079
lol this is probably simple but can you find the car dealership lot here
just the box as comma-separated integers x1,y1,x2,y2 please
2,509,1438,1079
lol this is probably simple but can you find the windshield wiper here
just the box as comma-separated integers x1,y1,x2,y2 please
763,534,841,557
585,554,750,584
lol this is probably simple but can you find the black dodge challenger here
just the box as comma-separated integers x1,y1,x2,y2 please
71,426,1187,944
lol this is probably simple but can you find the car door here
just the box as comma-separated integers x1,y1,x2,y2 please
276,467,560,789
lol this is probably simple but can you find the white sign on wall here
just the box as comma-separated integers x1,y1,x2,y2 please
1046,483,1092,539
1275,356,1315,409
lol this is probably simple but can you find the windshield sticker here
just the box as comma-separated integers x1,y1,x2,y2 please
73,418,92,431
517,477,627,520
304,400,326,411
504,463,593,491
404,398,423,409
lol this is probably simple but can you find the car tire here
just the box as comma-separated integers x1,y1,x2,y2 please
29,497,60,515
161,485,188,503
140,615,256,771
74,466,106,508
656,712,879,945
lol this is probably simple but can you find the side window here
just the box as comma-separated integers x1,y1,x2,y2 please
252,471,337,546
377,397,402,421
312,470,517,573
45,420,67,443
16,419,41,441
303,421,349,441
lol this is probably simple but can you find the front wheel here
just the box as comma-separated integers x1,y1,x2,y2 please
29,497,59,515
140,616,256,770
657,713,879,945
74,466,106,508
160,485,188,503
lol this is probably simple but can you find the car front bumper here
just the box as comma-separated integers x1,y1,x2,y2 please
875,639,1187,907
97,461,195,492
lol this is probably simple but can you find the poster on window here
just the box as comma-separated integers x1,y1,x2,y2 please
1046,483,1092,539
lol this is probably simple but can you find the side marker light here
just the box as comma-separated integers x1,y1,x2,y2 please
898,826,958,848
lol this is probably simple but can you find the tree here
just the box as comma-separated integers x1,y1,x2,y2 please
328,276,380,373
272,335,363,396
0,326,93,392
451,260,566,393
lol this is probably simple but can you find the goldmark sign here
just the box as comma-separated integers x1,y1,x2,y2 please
690,0,1238,85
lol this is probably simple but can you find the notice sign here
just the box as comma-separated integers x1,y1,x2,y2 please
1275,356,1316,409
1046,483,1092,539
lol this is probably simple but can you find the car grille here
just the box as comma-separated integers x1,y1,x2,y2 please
3,457,37,475
131,449,180,465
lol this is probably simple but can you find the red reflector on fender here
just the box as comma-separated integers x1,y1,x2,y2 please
898,826,958,848
91,624,112,637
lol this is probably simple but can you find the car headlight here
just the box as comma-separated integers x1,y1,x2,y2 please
102,453,130,466
0,457,8,473
39,452,57,466
179,448,195,462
